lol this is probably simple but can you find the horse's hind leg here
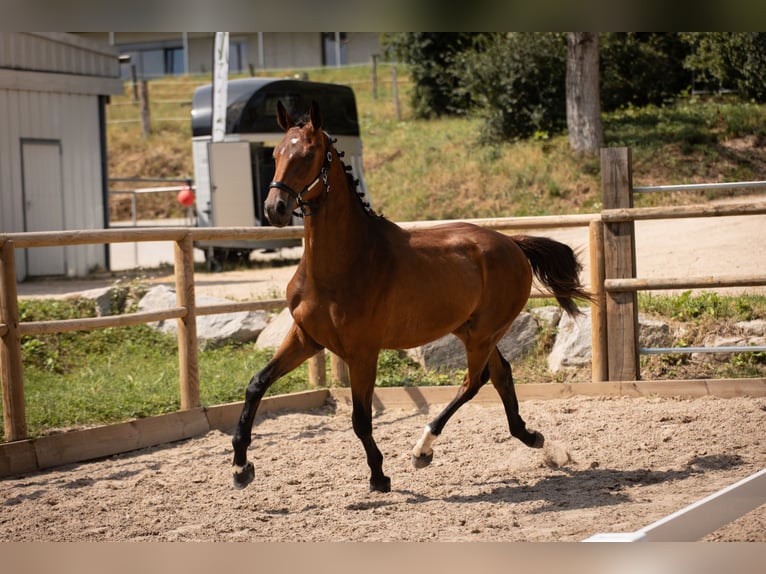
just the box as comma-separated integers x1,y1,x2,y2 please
411,342,492,469
231,323,322,489
488,346,544,448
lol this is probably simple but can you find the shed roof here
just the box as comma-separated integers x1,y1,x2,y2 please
191,77,360,138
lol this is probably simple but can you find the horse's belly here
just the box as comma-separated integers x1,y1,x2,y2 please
378,294,475,350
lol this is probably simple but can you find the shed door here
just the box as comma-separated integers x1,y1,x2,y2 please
21,140,66,276
208,142,256,227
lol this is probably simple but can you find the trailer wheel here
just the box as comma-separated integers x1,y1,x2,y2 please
205,247,253,272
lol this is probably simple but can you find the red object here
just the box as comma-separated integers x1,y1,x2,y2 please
177,184,195,206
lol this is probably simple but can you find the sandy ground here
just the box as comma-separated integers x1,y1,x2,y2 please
2,394,764,542
7,209,766,542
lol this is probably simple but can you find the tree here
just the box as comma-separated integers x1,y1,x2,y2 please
459,33,567,142
600,33,692,111
566,32,603,154
382,33,486,118
681,32,766,101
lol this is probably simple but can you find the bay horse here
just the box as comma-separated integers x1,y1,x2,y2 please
231,101,591,493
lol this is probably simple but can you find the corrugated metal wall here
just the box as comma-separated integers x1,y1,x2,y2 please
0,33,121,279
0,32,119,77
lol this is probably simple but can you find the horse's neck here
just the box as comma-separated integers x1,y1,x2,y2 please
302,164,373,278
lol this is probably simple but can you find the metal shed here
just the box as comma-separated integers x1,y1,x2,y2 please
0,32,123,280
190,77,370,266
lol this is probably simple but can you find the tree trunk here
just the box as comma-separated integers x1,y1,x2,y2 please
566,32,603,154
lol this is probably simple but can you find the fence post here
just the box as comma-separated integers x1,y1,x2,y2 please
139,80,151,138
0,241,27,441
371,54,378,99
589,219,608,382
601,147,640,381
330,353,350,386
308,350,326,387
174,234,200,409
392,67,401,122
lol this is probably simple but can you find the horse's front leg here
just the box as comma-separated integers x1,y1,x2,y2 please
231,322,322,489
348,355,391,493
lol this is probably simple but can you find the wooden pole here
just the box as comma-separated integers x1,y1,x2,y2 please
601,147,640,381
0,241,27,441
308,350,327,387
392,67,401,122
371,54,378,99
174,234,200,409
139,80,151,138
330,353,350,386
589,219,608,382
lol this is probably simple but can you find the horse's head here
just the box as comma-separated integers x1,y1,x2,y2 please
265,100,330,226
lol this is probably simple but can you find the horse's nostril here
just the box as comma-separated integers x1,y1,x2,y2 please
276,199,286,216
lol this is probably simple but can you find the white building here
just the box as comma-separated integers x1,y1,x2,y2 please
77,33,383,79
0,32,123,280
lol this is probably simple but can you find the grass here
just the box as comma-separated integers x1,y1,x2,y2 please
107,65,766,222
5,290,766,440
7,64,766,440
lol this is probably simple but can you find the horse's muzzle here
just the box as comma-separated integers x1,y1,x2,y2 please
264,184,296,227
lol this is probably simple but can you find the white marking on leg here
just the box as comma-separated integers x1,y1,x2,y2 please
232,464,246,475
412,425,437,458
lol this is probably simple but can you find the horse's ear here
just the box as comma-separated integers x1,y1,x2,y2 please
276,101,293,131
309,100,322,131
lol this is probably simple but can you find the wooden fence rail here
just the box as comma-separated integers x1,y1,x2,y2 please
600,147,766,381
2,146,766,445
0,212,600,442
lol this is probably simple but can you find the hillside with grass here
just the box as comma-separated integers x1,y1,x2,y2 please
106,64,766,222
8,64,764,440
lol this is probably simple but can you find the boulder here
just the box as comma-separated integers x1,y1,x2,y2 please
255,307,295,349
407,312,539,372
529,306,562,329
137,285,269,348
734,319,766,337
547,307,592,372
638,314,672,349
694,334,766,362
69,285,129,317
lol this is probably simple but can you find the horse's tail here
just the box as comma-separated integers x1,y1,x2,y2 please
512,235,592,318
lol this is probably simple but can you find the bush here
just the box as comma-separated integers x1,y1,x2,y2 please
600,33,692,111
458,32,567,142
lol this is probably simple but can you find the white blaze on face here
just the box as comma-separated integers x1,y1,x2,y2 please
412,425,437,458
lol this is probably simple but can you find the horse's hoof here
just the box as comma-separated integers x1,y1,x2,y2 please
232,461,255,489
530,431,545,449
411,451,434,469
369,476,391,493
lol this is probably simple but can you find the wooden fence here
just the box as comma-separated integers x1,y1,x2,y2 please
2,146,766,447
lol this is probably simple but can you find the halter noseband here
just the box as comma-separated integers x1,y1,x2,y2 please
269,135,333,218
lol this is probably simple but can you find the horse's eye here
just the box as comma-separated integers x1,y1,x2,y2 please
305,151,316,160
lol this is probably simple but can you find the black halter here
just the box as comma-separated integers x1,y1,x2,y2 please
269,136,333,218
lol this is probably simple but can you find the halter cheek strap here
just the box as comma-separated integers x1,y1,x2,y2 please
269,137,333,218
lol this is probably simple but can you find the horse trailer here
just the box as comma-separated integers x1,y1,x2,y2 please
190,77,370,268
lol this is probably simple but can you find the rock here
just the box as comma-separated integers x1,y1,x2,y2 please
638,314,672,349
406,334,463,372
498,312,540,362
68,285,129,316
693,334,766,362
407,312,539,372
137,285,269,348
255,307,294,349
529,306,562,329
547,307,592,372
734,319,766,337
